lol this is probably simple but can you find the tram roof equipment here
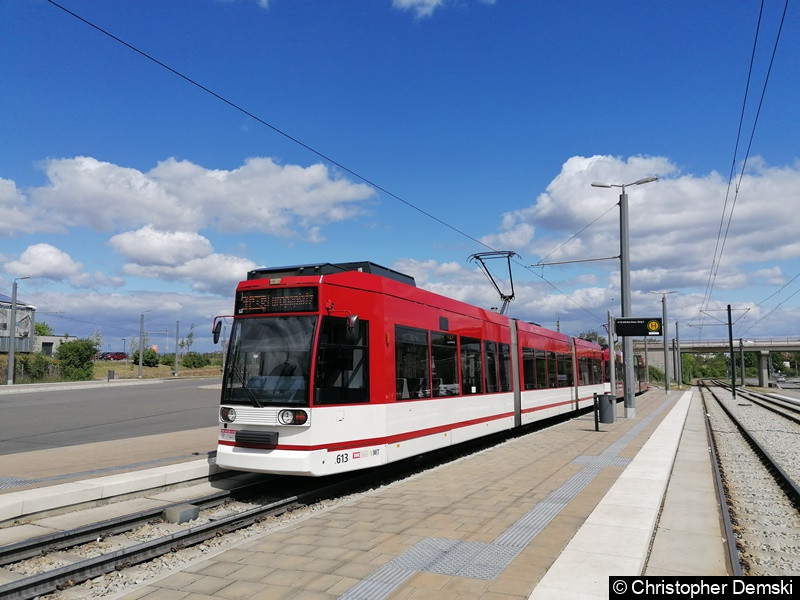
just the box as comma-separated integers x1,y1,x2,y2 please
247,261,416,287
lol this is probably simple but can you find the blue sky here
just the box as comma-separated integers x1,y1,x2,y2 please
2,0,799,353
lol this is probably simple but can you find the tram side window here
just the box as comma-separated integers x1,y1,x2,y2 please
557,352,573,387
431,332,459,397
579,357,590,385
461,337,483,395
522,347,536,390
484,341,498,393
499,343,512,392
547,351,557,387
314,316,369,405
535,349,548,389
395,326,430,399
591,359,602,384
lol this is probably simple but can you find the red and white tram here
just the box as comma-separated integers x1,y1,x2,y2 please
213,261,636,476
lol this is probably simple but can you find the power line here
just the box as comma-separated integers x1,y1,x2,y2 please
44,0,606,327
45,0,490,252
698,0,789,334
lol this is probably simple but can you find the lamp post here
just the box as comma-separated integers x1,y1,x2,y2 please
591,176,657,417
651,291,676,394
6,276,30,385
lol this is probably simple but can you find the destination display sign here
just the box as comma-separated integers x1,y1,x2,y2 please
615,317,662,336
236,287,318,315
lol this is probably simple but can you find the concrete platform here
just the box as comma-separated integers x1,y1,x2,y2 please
0,388,731,599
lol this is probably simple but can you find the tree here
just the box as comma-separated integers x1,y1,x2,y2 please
179,324,195,354
34,322,54,336
56,338,98,381
578,330,607,346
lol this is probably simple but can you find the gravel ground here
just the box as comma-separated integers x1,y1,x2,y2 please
29,494,363,600
705,387,800,575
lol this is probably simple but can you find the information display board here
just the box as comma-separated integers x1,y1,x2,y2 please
614,317,662,336
236,287,318,315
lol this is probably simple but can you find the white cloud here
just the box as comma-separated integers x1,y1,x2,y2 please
108,226,214,266
392,0,445,18
32,290,232,349
20,156,375,238
148,157,374,236
480,154,800,296
122,253,258,295
30,157,191,231
4,243,123,288
7,152,800,347
753,267,785,286
0,177,52,236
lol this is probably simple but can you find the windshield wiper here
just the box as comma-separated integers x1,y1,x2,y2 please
230,364,262,408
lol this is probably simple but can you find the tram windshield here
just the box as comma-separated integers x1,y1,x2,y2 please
222,316,317,407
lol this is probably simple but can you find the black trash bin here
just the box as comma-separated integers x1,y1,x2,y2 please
597,393,615,424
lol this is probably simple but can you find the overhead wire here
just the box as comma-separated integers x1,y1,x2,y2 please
698,0,790,337
44,0,606,325
699,0,765,321
45,0,490,252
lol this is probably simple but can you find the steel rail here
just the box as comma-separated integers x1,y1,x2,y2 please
0,488,231,566
698,384,742,575
0,473,364,600
711,379,800,424
701,382,800,507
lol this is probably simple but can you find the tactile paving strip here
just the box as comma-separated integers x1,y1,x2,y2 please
0,475,34,490
340,399,672,600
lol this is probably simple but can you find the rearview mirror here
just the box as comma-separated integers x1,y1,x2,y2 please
345,314,359,342
212,320,222,344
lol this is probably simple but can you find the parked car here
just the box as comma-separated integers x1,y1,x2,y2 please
776,375,786,382
107,352,127,361
95,352,111,361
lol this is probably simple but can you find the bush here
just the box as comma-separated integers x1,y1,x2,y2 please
57,338,99,381
182,352,211,369
648,365,664,383
19,353,57,382
132,348,159,367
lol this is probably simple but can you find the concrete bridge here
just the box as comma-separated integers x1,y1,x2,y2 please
632,337,800,387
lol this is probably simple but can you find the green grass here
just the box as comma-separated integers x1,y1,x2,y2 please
93,360,222,380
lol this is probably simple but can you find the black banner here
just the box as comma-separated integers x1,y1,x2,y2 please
610,576,794,598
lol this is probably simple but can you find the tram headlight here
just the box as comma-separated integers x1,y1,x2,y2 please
277,409,308,425
220,407,237,422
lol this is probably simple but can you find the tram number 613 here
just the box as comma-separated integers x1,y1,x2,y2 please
336,453,349,464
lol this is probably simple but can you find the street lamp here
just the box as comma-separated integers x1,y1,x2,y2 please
6,276,31,385
651,291,676,394
591,176,657,417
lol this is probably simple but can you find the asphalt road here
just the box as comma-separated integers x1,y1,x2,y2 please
0,378,221,455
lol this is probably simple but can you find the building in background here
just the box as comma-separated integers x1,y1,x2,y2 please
0,292,35,355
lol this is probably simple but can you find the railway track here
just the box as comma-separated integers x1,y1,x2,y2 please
712,379,800,424
0,472,355,600
699,381,800,575
0,421,531,600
